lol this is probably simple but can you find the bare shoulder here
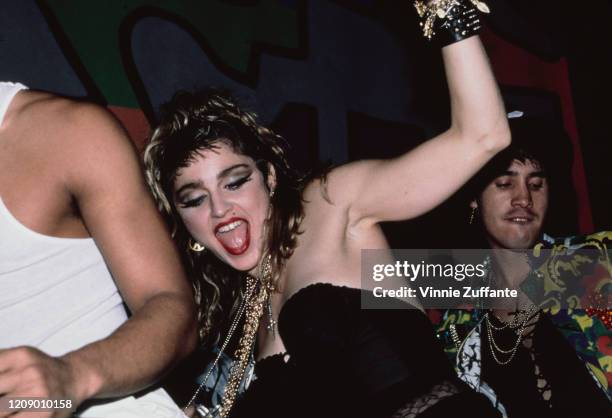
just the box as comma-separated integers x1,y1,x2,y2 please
4,91,130,184
0,91,143,236
10,92,130,159
23,92,126,145
16,93,139,193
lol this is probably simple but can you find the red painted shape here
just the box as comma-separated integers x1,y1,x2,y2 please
481,28,594,233
108,106,151,152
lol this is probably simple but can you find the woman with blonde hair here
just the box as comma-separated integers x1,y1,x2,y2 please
145,2,508,416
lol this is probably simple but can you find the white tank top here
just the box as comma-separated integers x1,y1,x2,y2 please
0,82,185,417
0,82,129,356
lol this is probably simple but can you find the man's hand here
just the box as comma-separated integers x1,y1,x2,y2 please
0,347,81,418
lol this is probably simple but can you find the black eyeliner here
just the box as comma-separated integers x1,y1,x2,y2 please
178,195,205,208
226,174,252,190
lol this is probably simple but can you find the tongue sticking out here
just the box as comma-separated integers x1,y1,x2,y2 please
216,221,249,255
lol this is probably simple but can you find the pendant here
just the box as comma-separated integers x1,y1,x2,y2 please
473,0,490,14
266,294,277,339
266,318,278,338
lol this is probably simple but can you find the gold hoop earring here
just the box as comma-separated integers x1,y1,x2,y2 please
469,207,477,225
189,239,206,252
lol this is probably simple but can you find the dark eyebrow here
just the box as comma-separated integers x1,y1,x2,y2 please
217,163,250,180
498,170,546,178
527,171,546,179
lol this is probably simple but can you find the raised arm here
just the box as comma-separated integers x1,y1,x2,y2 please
325,17,510,227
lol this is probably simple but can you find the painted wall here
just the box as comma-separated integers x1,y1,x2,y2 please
2,0,609,244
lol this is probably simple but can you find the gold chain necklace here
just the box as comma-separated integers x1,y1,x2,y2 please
183,275,259,416
217,280,268,417
480,253,542,366
487,307,533,330
261,255,278,338
484,305,539,365
184,255,275,417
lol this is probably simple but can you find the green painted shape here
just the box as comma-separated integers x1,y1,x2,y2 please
41,0,299,107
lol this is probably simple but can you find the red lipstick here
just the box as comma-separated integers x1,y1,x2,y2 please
214,217,250,255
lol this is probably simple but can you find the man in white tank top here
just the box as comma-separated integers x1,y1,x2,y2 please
0,82,197,417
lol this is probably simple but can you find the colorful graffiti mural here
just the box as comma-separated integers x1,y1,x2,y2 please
2,0,610,244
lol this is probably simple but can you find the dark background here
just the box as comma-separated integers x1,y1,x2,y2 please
1,0,610,247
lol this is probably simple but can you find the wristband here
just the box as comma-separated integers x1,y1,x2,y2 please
415,0,490,46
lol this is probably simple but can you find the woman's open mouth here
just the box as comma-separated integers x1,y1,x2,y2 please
214,217,250,255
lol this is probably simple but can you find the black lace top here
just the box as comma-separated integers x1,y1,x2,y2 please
232,284,500,418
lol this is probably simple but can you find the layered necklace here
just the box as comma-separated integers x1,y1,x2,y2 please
484,305,540,365
482,254,541,366
184,255,274,418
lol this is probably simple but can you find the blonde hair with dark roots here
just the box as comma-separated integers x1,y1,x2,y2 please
144,88,304,345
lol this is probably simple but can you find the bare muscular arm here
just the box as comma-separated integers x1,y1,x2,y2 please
0,99,197,417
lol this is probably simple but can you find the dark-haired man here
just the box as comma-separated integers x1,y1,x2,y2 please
471,157,547,251
436,115,611,417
